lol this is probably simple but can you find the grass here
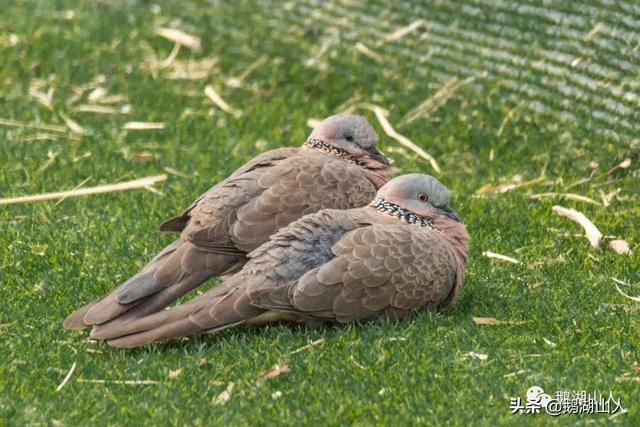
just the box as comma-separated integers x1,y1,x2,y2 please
1,0,639,425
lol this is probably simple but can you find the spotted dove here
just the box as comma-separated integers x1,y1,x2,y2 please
89,173,469,348
64,114,390,330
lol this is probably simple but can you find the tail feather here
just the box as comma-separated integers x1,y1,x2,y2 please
90,297,208,340
90,283,233,340
62,295,107,330
63,240,243,330
98,287,264,348
107,318,205,349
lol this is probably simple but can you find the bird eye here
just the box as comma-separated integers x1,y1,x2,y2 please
345,134,354,142
417,192,429,202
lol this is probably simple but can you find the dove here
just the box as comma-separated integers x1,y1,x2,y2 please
64,114,390,330
89,173,469,348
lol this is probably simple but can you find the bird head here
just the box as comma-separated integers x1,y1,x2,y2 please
306,114,389,166
372,173,462,223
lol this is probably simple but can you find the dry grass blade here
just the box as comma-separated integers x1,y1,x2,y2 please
401,76,477,125
95,95,127,105
167,369,182,379
55,362,77,392
383,20,425,42
123,122,165,130
552,205,602,248
289,338,325,355
73,104,126,114
615,374,640,383
530,192,601,206
497,103,523,136
77,379,161,385
364,104,441,172
0,33,20,46
472,317,527,326
30,87,54,110
87,87,107,102
476,175,545,195
605,158,631,175
213,382,235,405
612,278,640,302
23,133,80,143
483,251,520,264
0,174,167,206
468,352,488,361
306,118,321,129
599,188,621,207
159,42,181,69
59,112,86,134
155,27,201,51
305,28,339,69
0,118,67,133
204,85,242,118
584,22,604,41
609,239,631,255
353,42,384,63
167,57,217,80
257,363,290,386
226,56,267,88
164,167,189,179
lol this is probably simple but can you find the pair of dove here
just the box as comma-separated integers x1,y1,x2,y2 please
64,114,469,348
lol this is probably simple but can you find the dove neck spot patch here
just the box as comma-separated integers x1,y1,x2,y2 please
370,198,437,229
305,138,362,165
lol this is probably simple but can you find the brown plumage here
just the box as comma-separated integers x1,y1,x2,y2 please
89,174,470,348
64,114,390,331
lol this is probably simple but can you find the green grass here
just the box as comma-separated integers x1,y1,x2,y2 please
1,0,639,425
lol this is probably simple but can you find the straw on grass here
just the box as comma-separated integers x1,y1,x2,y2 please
552,205,602,248
383,20,425,42
0,174,167,206
155,27,201,51
0,118,67,133
354,42,384,63
55,362,77,392
77,379,161,385
401,76,477,125
123,122,165,130
363,104,441,172
483,251,520,264
530,192,601,206
204,85,242,118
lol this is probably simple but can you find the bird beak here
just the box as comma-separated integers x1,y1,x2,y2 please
368,147,390,166
442,207,463,223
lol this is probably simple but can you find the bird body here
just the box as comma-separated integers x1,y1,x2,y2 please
64,115,390,330
88,174,469,348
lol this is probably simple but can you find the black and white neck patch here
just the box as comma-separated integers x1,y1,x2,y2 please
304,138,361,165
370,198,436,229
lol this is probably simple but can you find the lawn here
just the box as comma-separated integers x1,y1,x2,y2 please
1,0,639,425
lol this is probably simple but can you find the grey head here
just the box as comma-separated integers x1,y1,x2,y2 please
372,173,462,223
306,114,389,166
